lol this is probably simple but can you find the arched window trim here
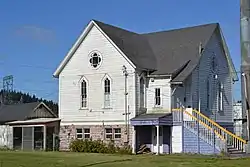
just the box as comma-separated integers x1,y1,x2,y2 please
79,76,88,109
102,74,112,108
139,75,146,108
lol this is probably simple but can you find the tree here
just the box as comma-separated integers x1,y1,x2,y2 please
0,90,58,115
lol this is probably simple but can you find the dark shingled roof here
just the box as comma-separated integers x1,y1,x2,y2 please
94,20,218,82
0,102,40,123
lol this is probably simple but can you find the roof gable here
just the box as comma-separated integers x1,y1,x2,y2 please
0,102,56,123
53,20,236,82
53,20,146,77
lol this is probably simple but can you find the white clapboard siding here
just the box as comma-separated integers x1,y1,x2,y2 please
58,25,136,124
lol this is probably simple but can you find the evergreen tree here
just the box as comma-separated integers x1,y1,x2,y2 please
0,89,58,115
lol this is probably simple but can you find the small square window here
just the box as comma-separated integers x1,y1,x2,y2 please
114,128,121,139
76,128,82,133
105,128,112,133
114,134,121,139
84,129,90,133
105,128,113,139
84,134,90,139
114,128,121,133
106,134,113,139
77,134,83,139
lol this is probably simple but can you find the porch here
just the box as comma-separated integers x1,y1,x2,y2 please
130,113,173,155
6,118,60,151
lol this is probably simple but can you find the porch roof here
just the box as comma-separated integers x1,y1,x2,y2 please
130,113,172,126
6,118,61,125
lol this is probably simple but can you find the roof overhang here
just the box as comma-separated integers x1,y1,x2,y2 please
218,27,239,81
6,118,61,125
130,113,172,126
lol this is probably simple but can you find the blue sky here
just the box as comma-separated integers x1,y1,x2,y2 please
0,0,241,102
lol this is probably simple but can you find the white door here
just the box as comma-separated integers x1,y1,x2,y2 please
152,126,163,154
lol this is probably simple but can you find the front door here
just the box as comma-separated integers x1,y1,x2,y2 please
152,126,163,154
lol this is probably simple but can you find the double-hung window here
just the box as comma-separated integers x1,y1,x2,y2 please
155,88,161,106
104,78,111,108
81,80,87,108
218,82,223,111
140,77,145,108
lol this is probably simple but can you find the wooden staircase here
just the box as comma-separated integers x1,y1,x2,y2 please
172,108,247,154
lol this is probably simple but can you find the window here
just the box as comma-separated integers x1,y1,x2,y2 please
84,128,90,139
218,82,223,111
76,128,83,139
114,128,121,139
211,55,217,72
105,128,113,139
89,52,102,68
206,79,210,111
76,128,90,139
140,77,145,108
104,78,111,108
105,128,121,139
155,88,161,106
81,80,87,108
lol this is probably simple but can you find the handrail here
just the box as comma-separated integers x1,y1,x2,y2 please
172,108,247,144
183,110,225,141
192,109,247,144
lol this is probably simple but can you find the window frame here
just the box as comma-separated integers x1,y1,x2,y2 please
76,128,91,139
206,78,210,111
89,51,102,69
105,128,113,139
80,79,88,109
104,77,111,108
105,128,121,140
155,88,161,107
114,128,121,139
140,77,145,108
218,82,224,112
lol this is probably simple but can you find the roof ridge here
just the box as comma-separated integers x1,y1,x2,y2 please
142,22,219,35
1,101,40,107
93,19,138,35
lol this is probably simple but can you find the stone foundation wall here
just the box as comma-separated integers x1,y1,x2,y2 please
59,124,133,150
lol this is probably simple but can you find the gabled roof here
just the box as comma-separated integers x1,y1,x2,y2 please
0,102,56,124
53,20,237,82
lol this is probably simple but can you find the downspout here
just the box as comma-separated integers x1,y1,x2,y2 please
197,42,203,154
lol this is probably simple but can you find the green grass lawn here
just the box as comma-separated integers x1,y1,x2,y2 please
0,151,250,167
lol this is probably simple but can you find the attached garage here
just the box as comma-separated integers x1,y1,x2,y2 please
0,102,60,150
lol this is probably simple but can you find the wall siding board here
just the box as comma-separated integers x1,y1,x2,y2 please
0,125,13,148
171,126,182,153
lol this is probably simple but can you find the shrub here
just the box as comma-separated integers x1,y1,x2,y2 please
69,139,132,154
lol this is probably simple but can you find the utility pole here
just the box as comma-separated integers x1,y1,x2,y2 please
3,75,13,105
122,65,130,144
240,0,250,142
